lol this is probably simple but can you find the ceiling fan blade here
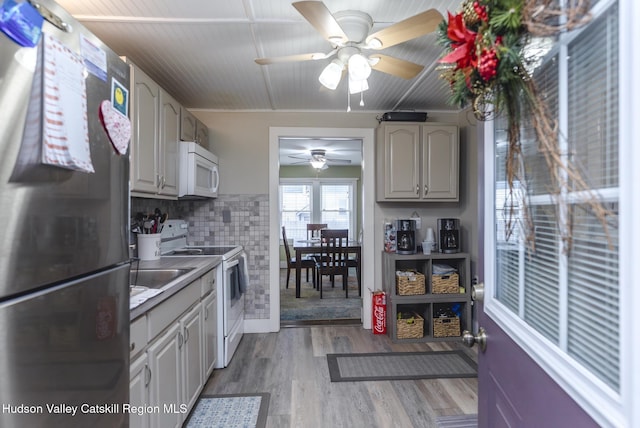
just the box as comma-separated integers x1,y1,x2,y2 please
366,9,444,50
370,54,424,79
293,1,348,45
325,158,352,164
255,52,330,65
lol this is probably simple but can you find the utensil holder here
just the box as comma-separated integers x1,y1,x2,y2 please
137,233,161,260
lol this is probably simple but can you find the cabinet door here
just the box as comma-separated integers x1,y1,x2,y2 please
382,125,421,199
422,125,459,200
129,353,150,428
195,120,209,148
148,323,182,428
180,108,196,141
181,304,203,412
202,292,217,377
159,90,180,197
131,67,159,194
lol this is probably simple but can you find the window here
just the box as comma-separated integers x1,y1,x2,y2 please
489,0,621,424
280,178,358,242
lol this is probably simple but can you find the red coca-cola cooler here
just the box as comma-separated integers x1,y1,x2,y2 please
372,291,387,335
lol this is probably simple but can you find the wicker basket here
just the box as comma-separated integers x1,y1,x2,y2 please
396,313,424,339
396,271,426,295
432,272,459,294
433,316,461,337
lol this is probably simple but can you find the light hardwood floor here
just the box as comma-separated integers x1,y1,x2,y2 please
200,325,478,428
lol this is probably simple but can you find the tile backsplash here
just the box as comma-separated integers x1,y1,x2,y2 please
132,194,270,320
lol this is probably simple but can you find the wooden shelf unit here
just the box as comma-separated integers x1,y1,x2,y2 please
382,252,472,342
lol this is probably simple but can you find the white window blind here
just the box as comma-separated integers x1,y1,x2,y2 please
280,179,357,241
494,0,620,393
565,2,619,389
280,184,311,241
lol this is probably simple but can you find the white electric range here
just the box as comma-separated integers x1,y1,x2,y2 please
160,219,245,368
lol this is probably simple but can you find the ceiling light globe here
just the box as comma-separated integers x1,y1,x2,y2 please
348,54,371,81
310,158,326,169
319,59,343,90
367,38,383,49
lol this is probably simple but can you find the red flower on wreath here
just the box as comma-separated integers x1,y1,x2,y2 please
439,12,478,71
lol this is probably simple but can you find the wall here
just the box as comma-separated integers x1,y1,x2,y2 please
192,111,379,193
150,110,478,327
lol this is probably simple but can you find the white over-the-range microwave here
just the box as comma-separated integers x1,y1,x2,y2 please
178,141,219,199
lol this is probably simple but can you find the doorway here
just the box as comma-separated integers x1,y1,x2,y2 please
278,137,362,323
268,127,375,331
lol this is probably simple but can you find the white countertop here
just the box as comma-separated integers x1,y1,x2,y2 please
129,256,222,320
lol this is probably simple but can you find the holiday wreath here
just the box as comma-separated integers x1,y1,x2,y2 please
437,0,613,252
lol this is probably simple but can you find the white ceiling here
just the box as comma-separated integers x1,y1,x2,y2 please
56,0,464,112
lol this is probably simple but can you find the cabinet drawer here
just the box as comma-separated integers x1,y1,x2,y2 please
130,316,148,357
147,282,200,339
201,268,217,297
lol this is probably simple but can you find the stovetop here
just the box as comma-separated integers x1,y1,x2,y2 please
159,220,243,259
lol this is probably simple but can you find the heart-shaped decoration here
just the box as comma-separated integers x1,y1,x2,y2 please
99,100,131,155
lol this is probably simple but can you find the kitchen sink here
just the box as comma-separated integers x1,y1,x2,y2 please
130,285,149,297
130,268,195,289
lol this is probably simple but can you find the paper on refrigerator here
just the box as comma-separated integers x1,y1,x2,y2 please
41,33,94,172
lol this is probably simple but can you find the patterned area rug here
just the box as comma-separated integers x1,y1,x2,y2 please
280,269,361,321
184,393,269,428
327,351,477,382
435,414,478,427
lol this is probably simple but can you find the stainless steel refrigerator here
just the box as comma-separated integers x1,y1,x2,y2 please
0,1,130,426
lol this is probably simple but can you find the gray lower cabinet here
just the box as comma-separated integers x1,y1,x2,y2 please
202,291,218,377
129,267,217,428
382,252,472,342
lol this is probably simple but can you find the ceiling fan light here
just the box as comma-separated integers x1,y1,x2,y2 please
366,38,383,49
368,56,380,66
319,59,343,90
348,53,371,81
310,158,326,169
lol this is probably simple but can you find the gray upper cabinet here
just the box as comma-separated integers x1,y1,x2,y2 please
129,62,179,199
377,123,459,202
181,107,209,148
180,107,196,141
195,120,210,148
158,90,180,197
130,64,159,195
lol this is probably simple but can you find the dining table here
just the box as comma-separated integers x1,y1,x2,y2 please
293,239,361,298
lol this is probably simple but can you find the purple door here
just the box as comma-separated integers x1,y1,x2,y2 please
475,307,598,427
474,124,598,427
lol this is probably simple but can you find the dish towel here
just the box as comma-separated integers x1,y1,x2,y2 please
238,251,249,294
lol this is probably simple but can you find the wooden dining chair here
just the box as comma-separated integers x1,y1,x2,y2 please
315,229,349,298
306,223,329,289
306,223,328,240
282,227,315,288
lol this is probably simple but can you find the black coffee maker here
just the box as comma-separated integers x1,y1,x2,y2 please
437,218,460,253
396,219,416,254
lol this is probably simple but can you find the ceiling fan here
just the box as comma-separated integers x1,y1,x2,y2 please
288,149,352,169
255,1,444,94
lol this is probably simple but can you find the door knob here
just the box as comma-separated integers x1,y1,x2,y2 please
462,327,487,352
472,282,484,302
